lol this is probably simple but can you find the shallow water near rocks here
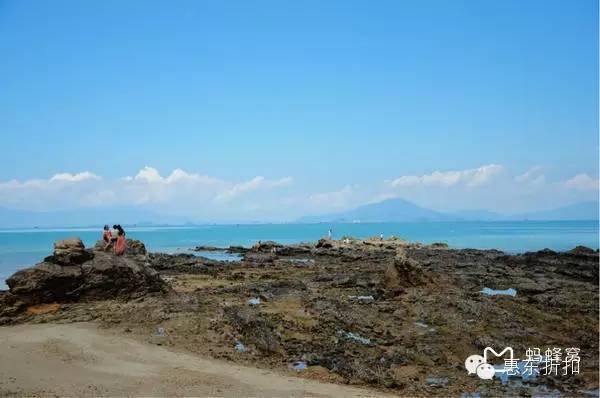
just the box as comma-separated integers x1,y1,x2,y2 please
247,297,262,306
426,376,449,386
234,341,247,353
291,361,307,371
481,287,517,297
282,258,315,265
348,295,375,302
191,251,242,262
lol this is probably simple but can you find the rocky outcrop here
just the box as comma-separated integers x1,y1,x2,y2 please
251,240,283,252
242,252,277,265
6,239,166,305
224,306,281,353
93,239,147,256
148,252,224,273
7,262,84,304
248,240,312,256
227,245,249,254
125,239,147,256
45,238,93,265
315,238,333,249
569,245,597,255
383,250,429,290
193,245,225,252
0,292,26,319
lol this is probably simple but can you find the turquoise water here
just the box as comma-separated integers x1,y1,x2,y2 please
0,221,597,288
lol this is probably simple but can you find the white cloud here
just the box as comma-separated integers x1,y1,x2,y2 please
514,166,546,186
49,171,100,183
387,164,503,188
129,166,162,183
123,166,220,185
565,174,600,191
515,166,541,183
0,172,104,211
0,167,293,214
1,165,597,220
216,176,293,201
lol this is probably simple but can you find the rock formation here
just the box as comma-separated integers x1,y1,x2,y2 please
6,238,166,305
93,238,147,256
383,249,429,290
45,237,93,265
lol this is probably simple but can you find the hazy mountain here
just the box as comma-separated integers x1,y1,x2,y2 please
298,199,599,223
297,198,451,223
0,199,597,228
510,201,599,221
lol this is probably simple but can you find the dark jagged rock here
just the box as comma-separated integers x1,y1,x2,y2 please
148,252,224,273
193,245,224,252
223,306,281,353
7,262,84,303
383,250,429,289
126,239,147,256
507,247,599,283
6,239,166,304
429,242,448,249
569,245,597,255
76,252,166,299
0,292,26,321
315,238,333,249
251,240,283,253
227,245,249,254
246,279,307,298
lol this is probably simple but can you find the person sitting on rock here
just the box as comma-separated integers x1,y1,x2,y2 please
114,225,127,255
102,225,111,243
103,224,119,251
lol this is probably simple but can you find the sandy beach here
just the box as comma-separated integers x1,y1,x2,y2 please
0,322,389,397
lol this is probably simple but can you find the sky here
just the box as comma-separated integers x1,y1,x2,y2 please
0,0,598,222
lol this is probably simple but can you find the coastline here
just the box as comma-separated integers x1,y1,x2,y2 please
1,220,598,279
0,236,598,396
0,238,598,396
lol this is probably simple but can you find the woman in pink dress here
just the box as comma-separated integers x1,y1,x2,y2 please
114,225,127,255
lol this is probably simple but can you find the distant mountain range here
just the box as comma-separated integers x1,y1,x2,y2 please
0,199,597,228
297,199,599,223
512,201,599,221
297,198,450,223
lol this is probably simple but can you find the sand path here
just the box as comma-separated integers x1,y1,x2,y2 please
0,322,392,397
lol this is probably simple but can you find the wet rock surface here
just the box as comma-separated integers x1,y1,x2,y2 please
1,237,598,396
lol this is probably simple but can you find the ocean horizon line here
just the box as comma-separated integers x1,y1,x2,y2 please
0,218,599,233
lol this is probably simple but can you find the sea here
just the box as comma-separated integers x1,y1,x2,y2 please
0,221,598,288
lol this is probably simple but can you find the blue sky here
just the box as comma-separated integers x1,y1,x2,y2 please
0,0,597,221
